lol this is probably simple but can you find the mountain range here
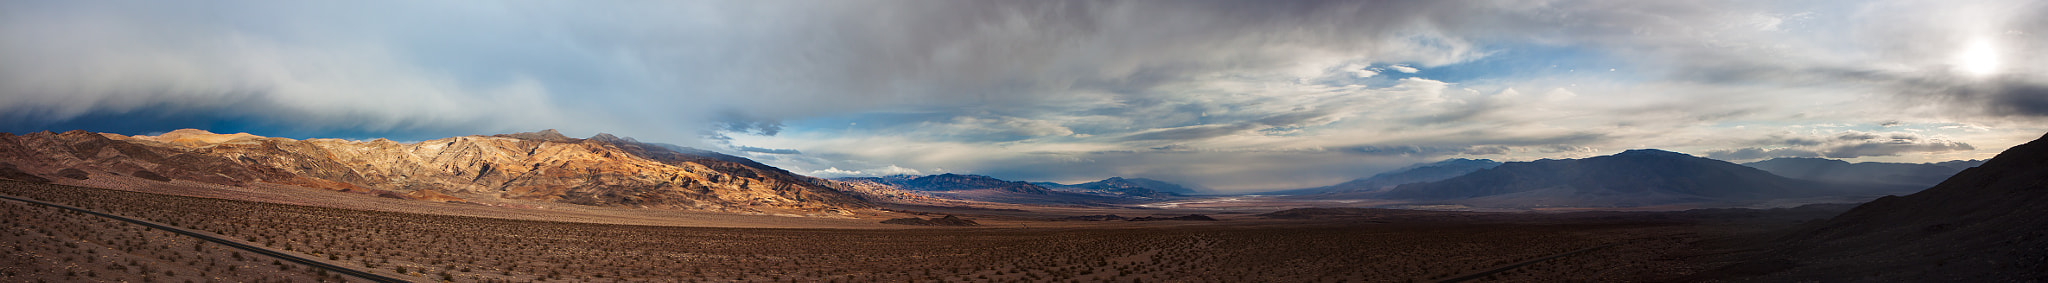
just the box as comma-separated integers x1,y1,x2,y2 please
1271,158,1501,198
836,174,1172,205
0,128,1998,214
1376,149,1856,207
1744,157,1984,188
852,173,1054,194
1267,152,1980,208
1034,177,1196,198
0,129,867,213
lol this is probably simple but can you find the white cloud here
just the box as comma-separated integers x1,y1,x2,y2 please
805,165,926,178
7,0,2048,191
807,167,863,178
1352,69,1380,78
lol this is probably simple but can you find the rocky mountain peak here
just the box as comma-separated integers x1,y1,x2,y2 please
492,129,577,142
587,133,626,143
1614,148,1689,157
0,129,871,214
128,128,266,146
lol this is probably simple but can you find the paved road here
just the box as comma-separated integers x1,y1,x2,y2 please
0,193,416,283
1435,243,1618,283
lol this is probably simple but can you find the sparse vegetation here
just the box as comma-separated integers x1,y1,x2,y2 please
0,180,1715,282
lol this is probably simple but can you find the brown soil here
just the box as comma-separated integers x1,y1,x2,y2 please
0,179,1792,282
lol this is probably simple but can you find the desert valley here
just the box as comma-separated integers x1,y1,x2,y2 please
0,129,2043,282
4,1,2047,282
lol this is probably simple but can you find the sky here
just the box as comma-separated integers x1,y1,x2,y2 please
3,0,2046,192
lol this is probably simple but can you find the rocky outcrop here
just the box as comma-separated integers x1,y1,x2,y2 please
0,129,869,214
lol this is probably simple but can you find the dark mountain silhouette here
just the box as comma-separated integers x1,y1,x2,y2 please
837,174,1155,205
1722,132,2048,281
1744,157,1983,188
1272,158,1500,198
1034,177,1193,198
843,173,1051,194
1379,149,1840,207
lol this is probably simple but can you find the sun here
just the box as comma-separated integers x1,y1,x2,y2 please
1956,37,2002,77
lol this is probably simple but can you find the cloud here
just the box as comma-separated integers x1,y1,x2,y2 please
1709,131,1978,161
734,145,801,155
6,0,2044,191
1120,124,1261,142
1836,132,1881,140
0,1,1522,139
1822,139,1976,158
1352,69,1381,78
1919,79,2048,117
807,167,862,177
914,116,1077,142
805,165,925,178
1705,147,1823,161
1340,145,1510,157
716,112,785,137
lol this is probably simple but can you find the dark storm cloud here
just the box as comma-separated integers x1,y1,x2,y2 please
1776,137,1827,146
1919,79,2048,117
1836,132,1881,140
715,112,784,137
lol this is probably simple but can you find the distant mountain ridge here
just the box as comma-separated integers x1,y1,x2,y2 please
1272,158,1501,198
1744,157,1983,188
1379,149,1846,207
835,174,1154,205
1035,177,1194,198
841,173,1052,194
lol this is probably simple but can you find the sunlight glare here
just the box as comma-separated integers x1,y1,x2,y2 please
1956,38,2001,77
